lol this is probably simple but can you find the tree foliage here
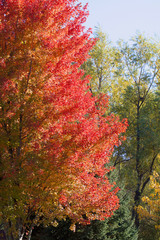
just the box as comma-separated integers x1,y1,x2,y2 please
82,27,115,96
0,1,127,239
137,171,160,231
112,35,160,228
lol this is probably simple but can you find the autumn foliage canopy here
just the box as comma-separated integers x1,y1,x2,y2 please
0,0,127,238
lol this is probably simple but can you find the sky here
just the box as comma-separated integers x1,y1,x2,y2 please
81,0,160,43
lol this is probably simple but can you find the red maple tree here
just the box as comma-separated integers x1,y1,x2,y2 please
0,0,128,239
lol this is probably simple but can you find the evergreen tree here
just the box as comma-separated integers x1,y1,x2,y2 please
75,169,138,240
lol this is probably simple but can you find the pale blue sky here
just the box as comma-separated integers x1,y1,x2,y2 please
81,0,160,43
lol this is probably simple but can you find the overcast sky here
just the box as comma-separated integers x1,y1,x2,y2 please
81,0,160,43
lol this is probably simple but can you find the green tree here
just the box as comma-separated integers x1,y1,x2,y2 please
82,31,160,238
82,27,115,96
112,35,160,230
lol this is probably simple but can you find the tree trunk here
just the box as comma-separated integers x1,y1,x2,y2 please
132,184,141,228
132,101,141,229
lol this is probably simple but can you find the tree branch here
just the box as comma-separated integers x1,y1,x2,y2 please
140,152,158,194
